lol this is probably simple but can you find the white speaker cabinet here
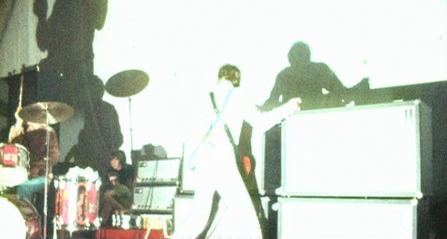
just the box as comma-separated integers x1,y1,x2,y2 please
133,185,177,213
280,100,432,198
137,157,182,183
278,197,417,239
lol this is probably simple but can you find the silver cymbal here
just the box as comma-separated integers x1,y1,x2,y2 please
18,101,75,124
105,69,149,97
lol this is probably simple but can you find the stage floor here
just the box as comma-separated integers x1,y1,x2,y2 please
56,228,165,239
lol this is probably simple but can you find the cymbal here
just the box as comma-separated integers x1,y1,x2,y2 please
105,69,149,97
19,101,75,124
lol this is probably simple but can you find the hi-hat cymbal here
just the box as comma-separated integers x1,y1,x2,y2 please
105,69,149,97
19,101,75,124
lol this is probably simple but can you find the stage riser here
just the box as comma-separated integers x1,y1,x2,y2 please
95,228,163,239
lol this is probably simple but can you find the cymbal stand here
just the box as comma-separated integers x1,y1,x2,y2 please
128,97,134,150
43,103,51,239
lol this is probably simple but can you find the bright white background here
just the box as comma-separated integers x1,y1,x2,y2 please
91,0,446,158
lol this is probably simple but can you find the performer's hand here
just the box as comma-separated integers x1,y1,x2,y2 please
8,125,23,143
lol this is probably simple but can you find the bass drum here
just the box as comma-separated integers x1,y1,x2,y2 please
0,194,41,239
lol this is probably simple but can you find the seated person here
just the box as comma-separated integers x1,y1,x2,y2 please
9,120,59,239
100,150,134,227
11,121,59,201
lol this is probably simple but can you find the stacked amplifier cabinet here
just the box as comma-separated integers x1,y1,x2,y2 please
277,100,432,239
132,157,182,215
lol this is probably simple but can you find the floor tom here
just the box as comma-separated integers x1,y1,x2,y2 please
54,176,100,231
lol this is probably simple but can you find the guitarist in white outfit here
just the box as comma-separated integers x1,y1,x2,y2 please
172,64,301,239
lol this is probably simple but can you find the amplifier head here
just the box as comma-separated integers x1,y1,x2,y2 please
137,157,181,183
133,185,177,212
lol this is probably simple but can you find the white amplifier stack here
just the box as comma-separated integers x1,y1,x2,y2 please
277,100,432,239
132,157,182,214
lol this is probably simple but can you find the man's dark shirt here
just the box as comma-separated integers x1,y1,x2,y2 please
106,163,134,190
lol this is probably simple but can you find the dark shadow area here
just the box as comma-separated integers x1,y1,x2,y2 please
0,1,123,238
33,0,108,109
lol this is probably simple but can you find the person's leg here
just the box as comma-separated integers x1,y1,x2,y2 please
100,191,124,226
16,177,45,202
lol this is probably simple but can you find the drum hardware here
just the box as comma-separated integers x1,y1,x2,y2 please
105,69,149,150
18,101,75,239
18,101,75,125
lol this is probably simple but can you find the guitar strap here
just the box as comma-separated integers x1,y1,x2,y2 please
209,92,238,155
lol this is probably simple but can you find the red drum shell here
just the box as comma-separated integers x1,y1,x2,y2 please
0,143,30,187
54,177,100,231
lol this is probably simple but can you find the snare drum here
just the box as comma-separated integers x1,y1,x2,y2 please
0,194,41,239
54,177,100,231
0,143,30,187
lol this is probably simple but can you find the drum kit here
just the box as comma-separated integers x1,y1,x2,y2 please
0,69,149,239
